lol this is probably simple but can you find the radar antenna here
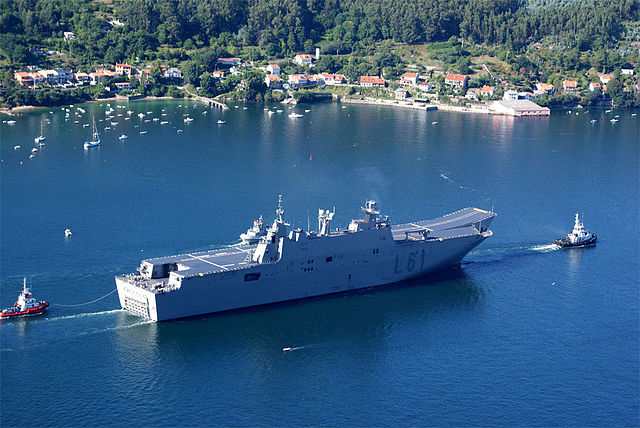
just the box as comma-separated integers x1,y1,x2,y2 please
276,194,284,223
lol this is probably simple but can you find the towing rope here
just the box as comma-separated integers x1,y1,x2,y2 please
51,288,118,307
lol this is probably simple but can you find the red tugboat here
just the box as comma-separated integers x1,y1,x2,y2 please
1,278,49,318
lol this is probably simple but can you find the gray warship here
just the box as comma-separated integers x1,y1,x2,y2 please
115,197,496,321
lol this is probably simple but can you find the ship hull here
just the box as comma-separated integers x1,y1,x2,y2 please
116,231,490,321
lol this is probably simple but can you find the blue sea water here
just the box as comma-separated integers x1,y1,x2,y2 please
1,101,638,426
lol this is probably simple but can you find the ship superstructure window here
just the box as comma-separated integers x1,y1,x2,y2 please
372,248,379,254
244,273,261,281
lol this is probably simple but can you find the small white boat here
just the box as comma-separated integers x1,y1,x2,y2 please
65,228,72,237
7,120,16,125
243,107,248,110
276,109,283,113
632,113,637,117
31,148,38,153
217,120,226,124
146,111,153,114
13,145,20,150
161,113,167,116
119,134,127,140
590,119,597,124
160,121,169,125
177,129,183,133
111,121,118,126
610,118,618,123
29,154,36,159
268,110,274,115
432,121,438,125
84,118,101,149
184,117,193,123
305,109,310,112
138,113,145,118
127,110,133,115
144,119,151,122
341,106,347,109
83,123,90,127
288,112,303,118
139,130,147,134
605,110,611,113
153,118,159,121
104,126,111,130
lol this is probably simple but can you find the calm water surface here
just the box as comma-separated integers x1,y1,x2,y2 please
1,101,638,426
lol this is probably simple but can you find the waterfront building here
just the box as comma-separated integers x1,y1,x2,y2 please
480,85,495,97
13,72,33,86
490,99,550,116
360,76,386,87
211,71,224,80
400,72,418,86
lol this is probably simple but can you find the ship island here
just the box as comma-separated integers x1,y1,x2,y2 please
115,197,496,321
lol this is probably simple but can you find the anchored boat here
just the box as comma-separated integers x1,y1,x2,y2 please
239,216,267,244
1,278,49,318
554,213,597,248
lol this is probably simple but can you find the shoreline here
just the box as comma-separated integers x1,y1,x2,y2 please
0,95,187,116
341,97,492,115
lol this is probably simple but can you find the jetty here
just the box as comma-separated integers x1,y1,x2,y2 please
182,86,229,110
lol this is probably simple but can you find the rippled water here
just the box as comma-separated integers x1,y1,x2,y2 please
1,101,638,425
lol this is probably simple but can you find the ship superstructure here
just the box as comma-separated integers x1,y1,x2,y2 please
116,197,496,321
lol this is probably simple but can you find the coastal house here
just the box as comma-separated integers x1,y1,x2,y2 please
503,90,519,101
63,31,75,40
89,69,107,85
115,63,133,76
265,74,282,89
395,88,409,100
217,57,241,67
480,85,495,97
211,71,224,80
164,67,183,78
359,76,386,87
30,73,44,85
621,66,634,76
294,54,313,66
55,68,73,82
14,71,33,86
289,74,308,88
266,64,281,75
38,69,58,82
114,82,131,92
465,88,481,100
535,83,555,95
74,72,91,82
444,74,468,88
563,80,578,92
400,72,418,86
588,82,602,92
419,82,434,91
599,74,612,84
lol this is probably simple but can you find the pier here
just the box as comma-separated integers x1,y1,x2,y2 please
182,86,229,110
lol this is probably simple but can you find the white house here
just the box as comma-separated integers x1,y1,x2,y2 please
266,64,281,75
294,54,313,66
164,67,183,78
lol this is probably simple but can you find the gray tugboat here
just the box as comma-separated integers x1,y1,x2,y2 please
116,197,496,321
554,213,597,248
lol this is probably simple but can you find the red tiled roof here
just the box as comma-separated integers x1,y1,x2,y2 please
360,76,385,84
115,63,132,68
445,74,467,82
402,72,418,78
563,80,577,88
480,85,495,92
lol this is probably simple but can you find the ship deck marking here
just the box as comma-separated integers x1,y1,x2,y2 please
187,253,230,271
